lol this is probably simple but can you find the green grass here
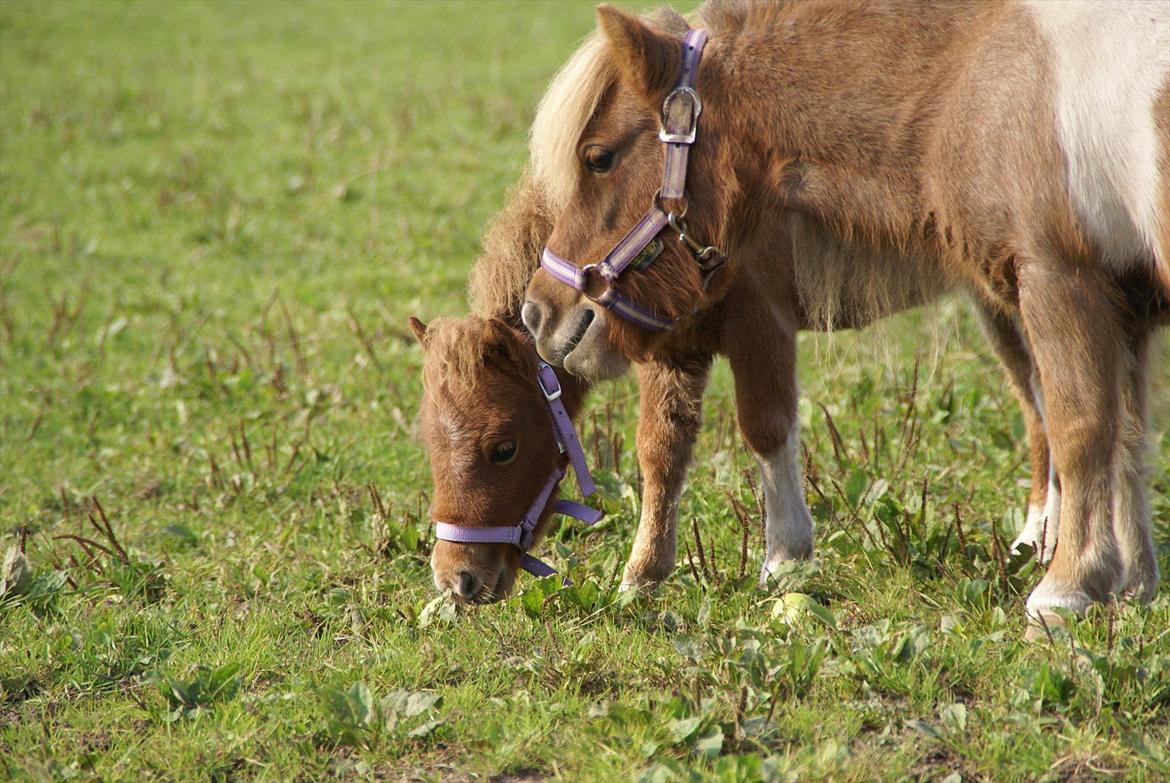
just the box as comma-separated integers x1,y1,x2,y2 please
2,2,1168,781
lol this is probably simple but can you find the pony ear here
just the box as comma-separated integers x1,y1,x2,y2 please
408,316,430,348
597,4,681,105
481,317,527,371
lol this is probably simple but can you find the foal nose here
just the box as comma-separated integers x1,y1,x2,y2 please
521,300,544,334
454,570,481,599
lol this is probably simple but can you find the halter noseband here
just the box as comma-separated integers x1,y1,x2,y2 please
541,28,722,333
432,362,602,578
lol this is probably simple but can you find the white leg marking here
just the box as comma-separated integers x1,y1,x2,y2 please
1012,465,1060,563
1026,575,1096,621
758,427,815,584
1026,1,1170,268
1026,485,1123,623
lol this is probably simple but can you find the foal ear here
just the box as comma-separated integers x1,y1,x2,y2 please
408,316,430,348
597,4,680,105
481,317,526,370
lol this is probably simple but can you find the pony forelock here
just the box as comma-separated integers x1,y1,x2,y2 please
529,32,615,211
528,7,702,212
420,316,538,402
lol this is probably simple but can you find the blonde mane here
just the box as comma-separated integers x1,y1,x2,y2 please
529,32,615,211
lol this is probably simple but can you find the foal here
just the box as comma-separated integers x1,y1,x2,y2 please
522,1,1169,626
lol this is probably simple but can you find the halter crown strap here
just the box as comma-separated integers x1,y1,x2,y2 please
537,362,595,497
432,363,603,578
539,27,712,334
659,28,707,200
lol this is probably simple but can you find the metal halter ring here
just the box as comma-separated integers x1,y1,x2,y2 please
654,188,688,220
668,211,718,261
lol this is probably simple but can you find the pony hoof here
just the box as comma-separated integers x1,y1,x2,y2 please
619,579,664,595
1121,571,1159,604
1011,500,1058,564
620,565,671,592
1024,610,1067,641
758,550,814,587
1117,551,1159,604
1009,535,1054,564
1024,580,1097,639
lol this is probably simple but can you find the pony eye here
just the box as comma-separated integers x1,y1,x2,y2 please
488,440,518,464
584,146,615,174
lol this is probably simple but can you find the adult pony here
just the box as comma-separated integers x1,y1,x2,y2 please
522,1,1169,625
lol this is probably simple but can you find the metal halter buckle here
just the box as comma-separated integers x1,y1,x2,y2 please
537,364,562,401
659,87,702,145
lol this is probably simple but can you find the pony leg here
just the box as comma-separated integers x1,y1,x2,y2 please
1114,326,1159,602
723,301,814,583
620,353,712,589
1018,261,1125,628
974,302,1058,561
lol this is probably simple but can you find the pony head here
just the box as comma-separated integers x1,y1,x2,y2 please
411,315,581,603
523,5,735,373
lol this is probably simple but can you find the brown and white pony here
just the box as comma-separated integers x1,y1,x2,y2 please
522,1,1169,626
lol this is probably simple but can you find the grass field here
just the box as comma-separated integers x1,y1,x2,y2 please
2,2,1169,781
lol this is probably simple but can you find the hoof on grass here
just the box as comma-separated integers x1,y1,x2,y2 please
619,570,669,594
1024,609,1068,641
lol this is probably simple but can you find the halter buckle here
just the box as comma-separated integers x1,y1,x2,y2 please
537,363,562,401
659,87,702,145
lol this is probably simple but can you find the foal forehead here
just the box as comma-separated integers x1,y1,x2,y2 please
423,379,534,482
422,366,529,442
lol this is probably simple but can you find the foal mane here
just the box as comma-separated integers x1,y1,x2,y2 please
421,316,539,402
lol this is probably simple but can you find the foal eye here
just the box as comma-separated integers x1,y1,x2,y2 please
488,440,518,464
583,145,615,174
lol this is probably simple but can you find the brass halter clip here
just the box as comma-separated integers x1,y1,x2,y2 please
668,210,719,262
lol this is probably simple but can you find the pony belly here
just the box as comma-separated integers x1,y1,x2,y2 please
1026,0,1169,269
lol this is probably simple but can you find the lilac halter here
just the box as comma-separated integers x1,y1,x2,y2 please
541,28,722,333
432,362,602,577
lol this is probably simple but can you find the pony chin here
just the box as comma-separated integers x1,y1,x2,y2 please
563,309,633,380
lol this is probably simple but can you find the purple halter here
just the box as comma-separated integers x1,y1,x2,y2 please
541,28,723,333
432,362,602,577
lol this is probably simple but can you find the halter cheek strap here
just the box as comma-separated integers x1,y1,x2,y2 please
432,362,602,578
540,28,721,334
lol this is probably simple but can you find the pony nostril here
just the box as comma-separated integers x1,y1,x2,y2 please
521,301,544,334
456,570,480,598
563,307,594,353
